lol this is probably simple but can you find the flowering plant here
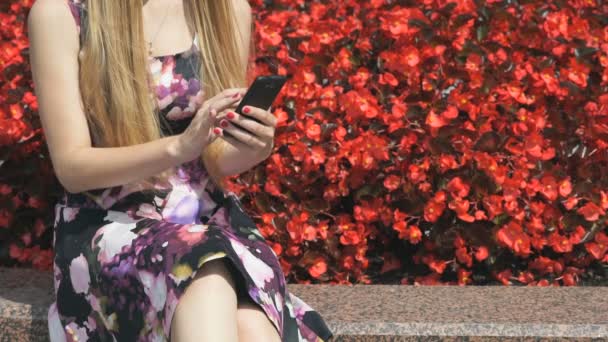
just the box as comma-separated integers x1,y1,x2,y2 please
232,0,608,285
2,0,608,286
0,0,54,270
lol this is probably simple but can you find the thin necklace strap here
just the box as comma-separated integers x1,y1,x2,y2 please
147,2,179,57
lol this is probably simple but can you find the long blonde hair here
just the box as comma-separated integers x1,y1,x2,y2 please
78,0,254,191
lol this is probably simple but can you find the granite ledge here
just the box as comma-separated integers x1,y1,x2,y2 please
1,267,608,341
290,284,608,340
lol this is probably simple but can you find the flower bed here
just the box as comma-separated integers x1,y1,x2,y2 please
1,0,608,285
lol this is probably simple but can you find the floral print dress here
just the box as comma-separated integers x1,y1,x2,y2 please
46,1,334,341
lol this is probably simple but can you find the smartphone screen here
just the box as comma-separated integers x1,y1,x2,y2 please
235,75,287,117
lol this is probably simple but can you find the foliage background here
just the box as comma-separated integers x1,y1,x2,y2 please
1,0,607,286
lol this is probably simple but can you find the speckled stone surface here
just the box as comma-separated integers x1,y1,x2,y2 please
290,284,608,341
0,267,54,342
1,267,607,341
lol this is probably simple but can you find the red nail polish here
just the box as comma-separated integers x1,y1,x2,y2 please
213,127,222,135
232,93,239,98
220,120,229,128
243,106,250,114
227,112,236,120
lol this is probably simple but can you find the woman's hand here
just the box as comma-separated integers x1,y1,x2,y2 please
214,104,278,154
173,89,245,163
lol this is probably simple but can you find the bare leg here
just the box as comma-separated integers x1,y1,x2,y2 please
236,297,282,342
170,257,239,342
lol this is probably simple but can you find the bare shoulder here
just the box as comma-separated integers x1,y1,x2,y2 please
28,0,79,55
28,0,74,28
230,0,252,20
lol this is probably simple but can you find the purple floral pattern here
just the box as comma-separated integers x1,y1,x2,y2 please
47,1,334,341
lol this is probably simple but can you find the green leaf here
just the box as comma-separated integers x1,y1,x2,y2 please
254,192,274,213
476,24,488,42
408,18,430,29
574,46,599,58
492,213,510,226
354,183,383,200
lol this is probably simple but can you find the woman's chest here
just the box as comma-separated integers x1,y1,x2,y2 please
148,49,203,135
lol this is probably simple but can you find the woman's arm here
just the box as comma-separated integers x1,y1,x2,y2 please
28,0,186,194
203,0,273,178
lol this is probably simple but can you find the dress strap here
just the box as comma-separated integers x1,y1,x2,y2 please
193,32,199,48
66,0,87,47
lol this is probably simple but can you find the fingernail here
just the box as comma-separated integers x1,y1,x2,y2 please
213,127,222,135
232,93,239,98
227,112,236,120
220,119,229,128
243,106,250,114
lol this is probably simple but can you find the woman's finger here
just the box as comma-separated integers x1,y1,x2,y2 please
219,111,274,140
193,90,205,106
210,87,247,103
219,120,267,149
207,95,243,119
200,89,241,113
220,130,256,150
238,105,277,128
208,87,247,111
203,107,218,133
214,105,239,122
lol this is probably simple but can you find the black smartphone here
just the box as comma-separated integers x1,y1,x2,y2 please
234,75,287,122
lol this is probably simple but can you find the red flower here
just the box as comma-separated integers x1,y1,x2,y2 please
424,195,446,223
446,177,470,198
548,232,573,253
383,175,401,191
577,201,606,221
305,120,321,141
449,197,475,222
496,221,531,257
393,221,408,239
474,246,489,262
341,88,381,121
565,56,590,88
349,68,371,89
310,145,326,165
585,232,608,260
529,256,562,276
379,72,398,87
308,256,328,279
539,174,559,201
495,269,513,285
407,225,422,244
426,108,449,129
31,247,52,270
558,178,572,197
257,23,283,47
542,11,570,39
455,247,472,267
340,230,361,245
600,191,608,210
302,224,317,241
568,225,586,245
402,46,420,67
353,197,387,223
422,254,447,274
457,268,472,285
